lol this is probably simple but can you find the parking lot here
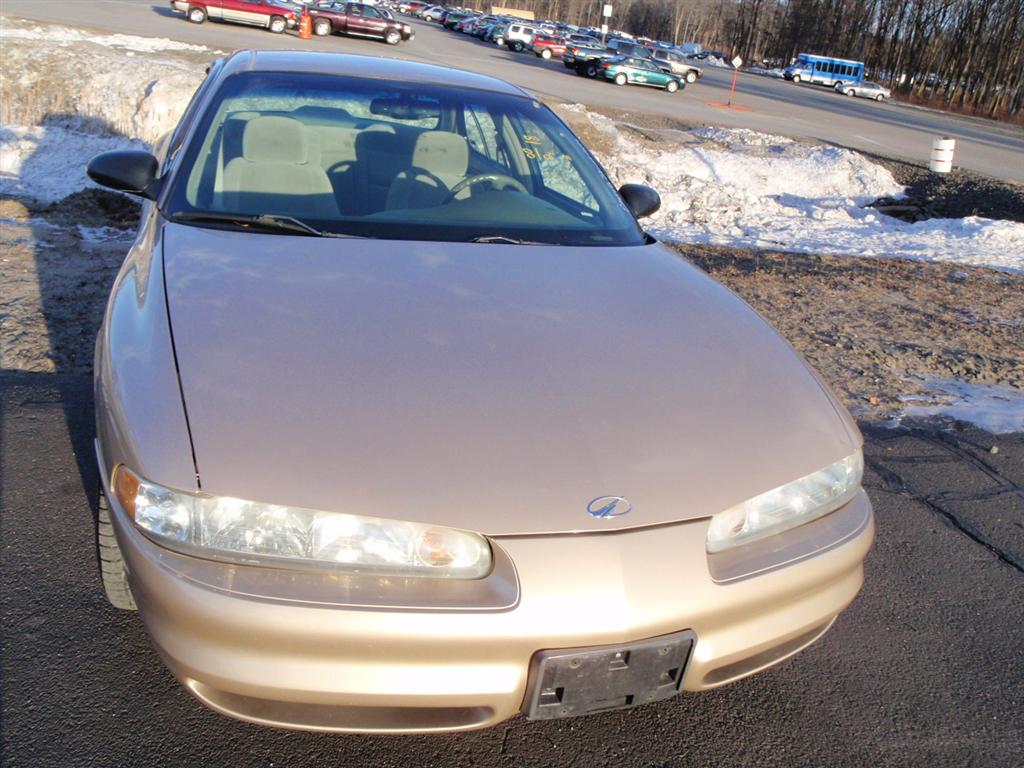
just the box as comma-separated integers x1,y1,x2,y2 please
1,5,1023,767
2,0,1024,182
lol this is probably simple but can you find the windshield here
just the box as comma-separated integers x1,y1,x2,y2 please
167,71,645,245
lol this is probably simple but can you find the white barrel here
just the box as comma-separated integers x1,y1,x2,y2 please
929,136,955,173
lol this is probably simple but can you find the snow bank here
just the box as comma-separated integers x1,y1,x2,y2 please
565,106,1024,273
0,21,215,53
1,19,206,144
897,377,1024,434
0,125,146,204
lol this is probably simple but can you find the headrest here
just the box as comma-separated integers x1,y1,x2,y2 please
412,131,469,178
242,116,308,164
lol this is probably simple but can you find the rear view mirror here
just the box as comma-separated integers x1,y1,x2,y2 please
369,97,441,121
87,150,161,200
618,183,661,219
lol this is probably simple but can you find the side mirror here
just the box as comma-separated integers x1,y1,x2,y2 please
87,150,161,200
618,183,661,219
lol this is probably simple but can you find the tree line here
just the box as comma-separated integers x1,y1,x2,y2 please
490,0,1024,120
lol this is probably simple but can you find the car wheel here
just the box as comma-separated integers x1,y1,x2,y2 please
614,72,627,86
96,487,137,611
875,94,885,101
584,63,599,78
685,71,697,83
513,41,524,52
313,18,331,36
845,88,855,96
187,6,206,23
541,48,552,59
792,74,801,83
268,15,286,33
385,29,401,45
495,37,504,46
666,79,679,93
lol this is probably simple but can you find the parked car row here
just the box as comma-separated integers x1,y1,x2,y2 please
169,0,414,45
413,6,701,95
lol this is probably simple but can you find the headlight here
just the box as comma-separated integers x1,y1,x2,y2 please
112,466,492,578
706,450,863,553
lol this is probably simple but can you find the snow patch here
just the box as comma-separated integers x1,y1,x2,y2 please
0,125,144,204
566,108,1024,272
0,22,215,53
898,377,1024,434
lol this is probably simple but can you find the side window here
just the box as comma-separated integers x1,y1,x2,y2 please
364,6,381,17
350,5,363,15
463,104,504,166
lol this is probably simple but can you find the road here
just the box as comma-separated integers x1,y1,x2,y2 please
2,373,1023,767
3,0,1024,182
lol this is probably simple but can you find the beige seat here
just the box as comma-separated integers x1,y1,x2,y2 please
385,131,469,211
222,115,339,218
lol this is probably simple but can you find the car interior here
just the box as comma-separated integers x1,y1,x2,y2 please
180,89,613,238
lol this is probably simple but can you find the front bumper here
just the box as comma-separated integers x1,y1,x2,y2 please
106,465,873,733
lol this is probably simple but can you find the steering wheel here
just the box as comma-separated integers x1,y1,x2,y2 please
444,173,528,203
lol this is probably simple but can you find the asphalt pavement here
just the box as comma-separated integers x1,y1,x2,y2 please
2,371,1023,767
3,0,1024,182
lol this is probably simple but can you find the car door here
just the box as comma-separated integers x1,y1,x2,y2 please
360,5,389,37
222,0,266,25
345,3,369,34
628,58,648,84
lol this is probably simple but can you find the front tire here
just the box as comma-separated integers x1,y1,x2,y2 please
684,71,697,83
187,6,206,23
268,15,286,33
846,89,855,96
666,79,679,93
313,18,331,36
614,72,627,86
792,74,802,83
584,63,599,78
495,37,504,46
97,488,137,611
875,94,885,101
541,48,552,59
385,29,401,45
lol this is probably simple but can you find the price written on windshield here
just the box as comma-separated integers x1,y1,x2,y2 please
521,146,560,161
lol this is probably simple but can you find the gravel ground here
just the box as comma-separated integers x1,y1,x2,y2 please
868,155,1024,223
675,244,1024,420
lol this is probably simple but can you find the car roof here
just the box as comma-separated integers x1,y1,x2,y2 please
220,50,531,98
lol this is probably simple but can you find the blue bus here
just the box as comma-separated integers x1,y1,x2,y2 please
784,53,865,87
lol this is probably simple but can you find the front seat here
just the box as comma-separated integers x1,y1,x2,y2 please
385,130,469,211
222,115,339,218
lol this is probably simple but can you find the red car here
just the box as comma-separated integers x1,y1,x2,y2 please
171,0,296,32
309,2,414,45
532,33,568,60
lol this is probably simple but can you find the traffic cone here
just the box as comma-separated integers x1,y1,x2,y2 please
299,6,312,39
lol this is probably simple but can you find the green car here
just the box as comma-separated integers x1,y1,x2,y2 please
602,55,683,92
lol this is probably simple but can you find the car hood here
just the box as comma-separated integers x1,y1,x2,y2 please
162,223,858,536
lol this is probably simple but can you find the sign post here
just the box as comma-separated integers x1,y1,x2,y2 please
601,4,611,43
727,55,743,106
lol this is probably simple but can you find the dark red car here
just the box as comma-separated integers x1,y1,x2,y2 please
171,0,296,32
309,1,414,45
532,34,568,60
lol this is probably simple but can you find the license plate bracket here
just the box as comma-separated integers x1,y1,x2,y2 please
523,630,696,720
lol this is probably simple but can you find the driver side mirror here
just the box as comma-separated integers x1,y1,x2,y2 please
618,183,661,219
87,150,162,200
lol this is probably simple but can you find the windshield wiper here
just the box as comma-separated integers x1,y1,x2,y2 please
470,235,545,245
170,211,358,238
